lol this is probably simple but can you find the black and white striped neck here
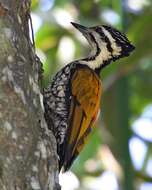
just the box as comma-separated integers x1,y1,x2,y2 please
79,35,113,71
71,22,135,72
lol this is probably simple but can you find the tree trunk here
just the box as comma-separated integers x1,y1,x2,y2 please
0,1,59,190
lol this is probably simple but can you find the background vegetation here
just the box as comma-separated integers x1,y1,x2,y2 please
31,0,152,189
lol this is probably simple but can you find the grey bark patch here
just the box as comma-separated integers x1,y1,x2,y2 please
0,1,59,190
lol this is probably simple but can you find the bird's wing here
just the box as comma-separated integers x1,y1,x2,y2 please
61,66,102,171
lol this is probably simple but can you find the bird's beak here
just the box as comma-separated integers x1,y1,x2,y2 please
71,22,89,34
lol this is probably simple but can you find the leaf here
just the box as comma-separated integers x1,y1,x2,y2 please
31,0,39,10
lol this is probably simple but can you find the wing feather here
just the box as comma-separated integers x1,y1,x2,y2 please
61,66,102,171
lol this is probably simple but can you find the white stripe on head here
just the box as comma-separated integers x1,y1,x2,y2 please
94,31,112,59
102,27,121,56
80,31,112,70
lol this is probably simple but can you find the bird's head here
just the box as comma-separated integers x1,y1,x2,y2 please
71,22,135,70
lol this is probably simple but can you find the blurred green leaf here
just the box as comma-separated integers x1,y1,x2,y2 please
54,0,68,7
35,23,62,51
31,0,39,10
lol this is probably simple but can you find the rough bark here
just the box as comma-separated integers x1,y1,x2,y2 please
0,1,59,190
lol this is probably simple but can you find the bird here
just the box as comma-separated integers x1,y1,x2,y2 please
43,22,135,172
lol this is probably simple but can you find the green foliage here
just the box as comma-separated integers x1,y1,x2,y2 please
31,0,39,10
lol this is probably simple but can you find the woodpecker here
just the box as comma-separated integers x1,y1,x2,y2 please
43,22,135,171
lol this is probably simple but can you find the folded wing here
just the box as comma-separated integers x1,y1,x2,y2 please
59,66,102,171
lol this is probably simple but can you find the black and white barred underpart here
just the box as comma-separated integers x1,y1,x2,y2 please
43,63,73,144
